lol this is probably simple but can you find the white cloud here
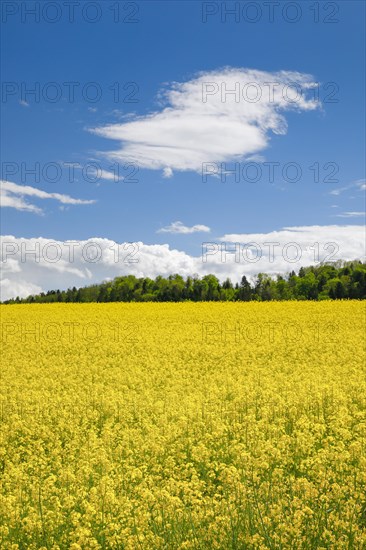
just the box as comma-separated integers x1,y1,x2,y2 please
97,169,122,181
220,225,365,243
19,100,29,107
329,179,366,196
0,192,43,214
335,211,365,218
0,180,96,214
163,167,173,178
218,225,365,275
0,278,42,301
157,221,211,234
90,68,320,175
1,225,365,301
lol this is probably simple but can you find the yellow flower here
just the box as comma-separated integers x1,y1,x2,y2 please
0,301,365,548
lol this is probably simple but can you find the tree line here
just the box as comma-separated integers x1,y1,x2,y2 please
3,261,366,304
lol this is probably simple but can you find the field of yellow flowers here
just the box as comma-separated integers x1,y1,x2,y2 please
0,301,365,549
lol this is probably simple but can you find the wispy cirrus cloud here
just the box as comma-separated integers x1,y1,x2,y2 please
157,221,211,234
329,179,366,196
90,67,320,176
0,180,96,214
335,211,365,218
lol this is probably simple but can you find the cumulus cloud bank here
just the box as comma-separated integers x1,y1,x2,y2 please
1,225,365,301
90,68,320,175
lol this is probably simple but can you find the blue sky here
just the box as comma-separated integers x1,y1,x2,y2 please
1,1,365,298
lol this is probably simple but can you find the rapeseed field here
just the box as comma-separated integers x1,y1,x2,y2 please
0,302,365,549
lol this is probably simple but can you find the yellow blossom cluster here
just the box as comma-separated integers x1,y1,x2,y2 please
0,301,365,548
